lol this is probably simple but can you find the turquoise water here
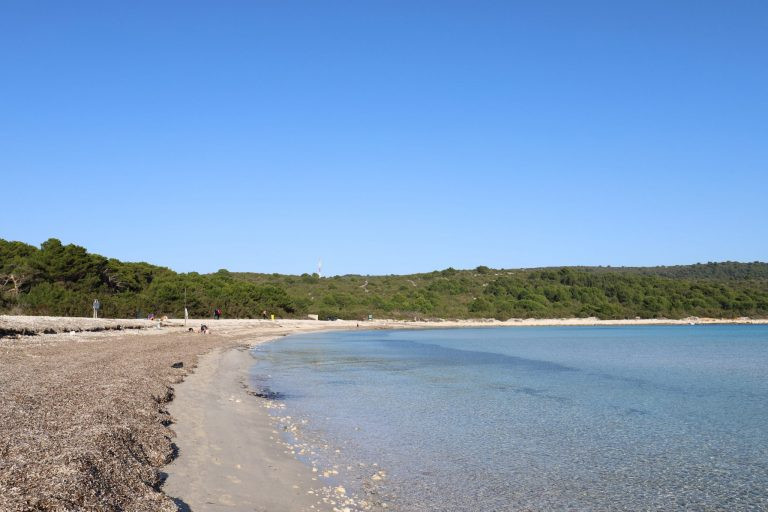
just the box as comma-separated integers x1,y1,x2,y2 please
250,326,768,511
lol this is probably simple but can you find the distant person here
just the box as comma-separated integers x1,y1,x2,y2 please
262,310,267,319
214,308,221,320
148,313,155,320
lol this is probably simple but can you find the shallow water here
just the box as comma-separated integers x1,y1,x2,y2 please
250,325,768,511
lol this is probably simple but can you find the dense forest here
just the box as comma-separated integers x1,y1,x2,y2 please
0,239,295,319
2,238,767,320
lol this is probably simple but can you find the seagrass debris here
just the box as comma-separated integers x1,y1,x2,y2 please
0,326,241,511
0,315,153,339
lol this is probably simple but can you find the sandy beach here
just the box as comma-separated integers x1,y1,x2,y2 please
162,347,342,512
0,316,363,511
2,315,767,511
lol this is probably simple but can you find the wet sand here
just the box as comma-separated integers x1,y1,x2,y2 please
163,346,336,512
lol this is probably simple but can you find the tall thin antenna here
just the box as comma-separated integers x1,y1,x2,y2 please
318,259,323,278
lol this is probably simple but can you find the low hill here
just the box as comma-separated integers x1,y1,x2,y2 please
234,263,768,320
2,238,767,320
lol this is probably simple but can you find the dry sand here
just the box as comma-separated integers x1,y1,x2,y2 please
2,314,766,511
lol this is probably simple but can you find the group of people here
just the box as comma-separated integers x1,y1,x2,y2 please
182,308,273,333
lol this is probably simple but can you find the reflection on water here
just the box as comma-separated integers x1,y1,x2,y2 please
251,326,768,511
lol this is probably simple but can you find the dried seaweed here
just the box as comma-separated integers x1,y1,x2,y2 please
0,324,239,511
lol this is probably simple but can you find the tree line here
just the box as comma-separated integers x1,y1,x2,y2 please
2,238,767,320
0,239,294,318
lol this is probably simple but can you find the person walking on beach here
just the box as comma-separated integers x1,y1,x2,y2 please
213,308,221,320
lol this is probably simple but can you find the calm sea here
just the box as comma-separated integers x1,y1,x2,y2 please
250,326,768,511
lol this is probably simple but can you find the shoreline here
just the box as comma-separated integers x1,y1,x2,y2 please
162,346,338,512
162,328,391,512
0,317,362,511
2,314,767,339
160,324,370,512
159,317,768,511
2,316,768,511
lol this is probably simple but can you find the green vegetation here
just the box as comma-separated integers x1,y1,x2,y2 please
2,238,767,320
0,239,294,319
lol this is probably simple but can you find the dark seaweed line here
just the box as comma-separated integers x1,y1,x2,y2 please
0,324,147,339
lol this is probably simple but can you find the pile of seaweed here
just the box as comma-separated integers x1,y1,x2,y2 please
0,329,239,511
0,316,152,340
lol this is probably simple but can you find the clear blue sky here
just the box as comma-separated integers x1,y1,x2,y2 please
2,1,766,275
